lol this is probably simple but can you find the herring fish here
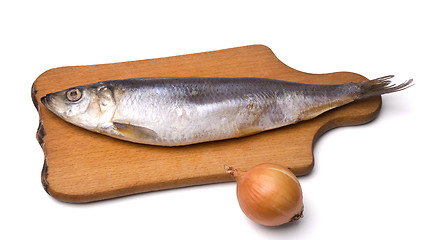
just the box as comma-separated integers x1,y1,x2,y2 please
41,76,412,146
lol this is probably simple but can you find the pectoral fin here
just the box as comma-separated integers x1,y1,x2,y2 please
113,122,159,142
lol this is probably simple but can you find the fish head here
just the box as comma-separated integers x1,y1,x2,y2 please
41,83,118,130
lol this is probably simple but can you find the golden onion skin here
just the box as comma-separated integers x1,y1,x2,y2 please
234,163,304,226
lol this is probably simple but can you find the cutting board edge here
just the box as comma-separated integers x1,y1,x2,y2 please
33,45,275,80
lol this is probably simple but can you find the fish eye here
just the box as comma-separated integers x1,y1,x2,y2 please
66,88,82,102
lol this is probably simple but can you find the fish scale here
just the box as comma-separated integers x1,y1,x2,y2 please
41,76,412,146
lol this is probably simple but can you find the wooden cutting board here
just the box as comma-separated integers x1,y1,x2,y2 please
32,45,381,203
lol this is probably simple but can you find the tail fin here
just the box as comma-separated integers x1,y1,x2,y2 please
359,75,413,99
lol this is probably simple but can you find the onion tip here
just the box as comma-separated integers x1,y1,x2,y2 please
290,206,304,222
224,164,240,179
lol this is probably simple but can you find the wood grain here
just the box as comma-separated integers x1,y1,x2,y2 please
32,45,381,203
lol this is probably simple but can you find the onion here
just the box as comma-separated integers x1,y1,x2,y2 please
227,163,304,226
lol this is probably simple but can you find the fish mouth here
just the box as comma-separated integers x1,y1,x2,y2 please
41,94,60,115
40,94,53,111
40,95,48,106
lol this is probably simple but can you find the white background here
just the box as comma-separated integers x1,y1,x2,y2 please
1,1,423,239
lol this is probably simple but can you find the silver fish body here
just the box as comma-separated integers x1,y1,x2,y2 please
41,76,412,146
